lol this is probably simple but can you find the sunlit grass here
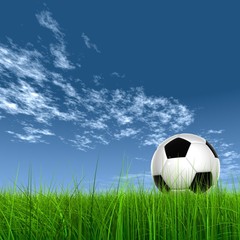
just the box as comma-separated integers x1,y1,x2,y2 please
0,166,239,239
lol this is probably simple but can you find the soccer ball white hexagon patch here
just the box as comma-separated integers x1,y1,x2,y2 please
151,133,220,193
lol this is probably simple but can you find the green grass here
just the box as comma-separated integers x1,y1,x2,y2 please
0,178,240,239
0,161,240,239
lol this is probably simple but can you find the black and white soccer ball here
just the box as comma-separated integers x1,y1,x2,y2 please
151,133,220,193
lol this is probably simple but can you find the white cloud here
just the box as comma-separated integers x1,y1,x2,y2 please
207,129,224,134
52,73,79,99
135,157,148,162
220,143,233,149
0,11,195,151
24,126,55,136
222,151,240,161
36,10,74,70
6,125,54,143
50,45,74,70
71,87,193,148
81,33,101,53
111,72,125,78
171,105,193,129
0,100,18,113
142,126,167,146
0,80,78,123
114,128,140,140
45,85,193,150
7,131,42,143
36,11,63,38
0,44,194,150
111,109,133,125
0,44,46,84
92,135,109,145
69,135,93,151
77,87,193,147
82,118,108,130
93,75,102,86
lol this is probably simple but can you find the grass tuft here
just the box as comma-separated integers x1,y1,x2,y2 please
0,166,239,239
0,180,239,239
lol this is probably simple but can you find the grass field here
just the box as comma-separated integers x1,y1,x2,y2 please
0,174,240,240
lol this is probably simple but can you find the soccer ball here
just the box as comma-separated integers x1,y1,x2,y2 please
151,133,220,193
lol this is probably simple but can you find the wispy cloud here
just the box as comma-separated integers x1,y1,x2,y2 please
66,130,109,151
50,45,74,69
81,33,101,53
0,77,194,150
36,10,74,70
135,157,148,162
93,75,102,86
82,117,109,130
114,128,140,140
92,134,109,145
207,129,224,134
0,43,46,85
52,73,79,99
143,129,166,146
6,125,54,143
0,80,78,123
36,11,63,38
69,135,93,151
220,142,233,149
222,151,240,162
111,72,125,78
0,10,194,151
76,87,194,148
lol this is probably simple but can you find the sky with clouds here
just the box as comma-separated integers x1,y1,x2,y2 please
0,2,240,192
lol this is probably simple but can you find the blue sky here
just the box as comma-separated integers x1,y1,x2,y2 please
0,2,240,192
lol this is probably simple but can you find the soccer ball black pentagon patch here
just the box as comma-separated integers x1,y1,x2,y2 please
165,138,191,158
